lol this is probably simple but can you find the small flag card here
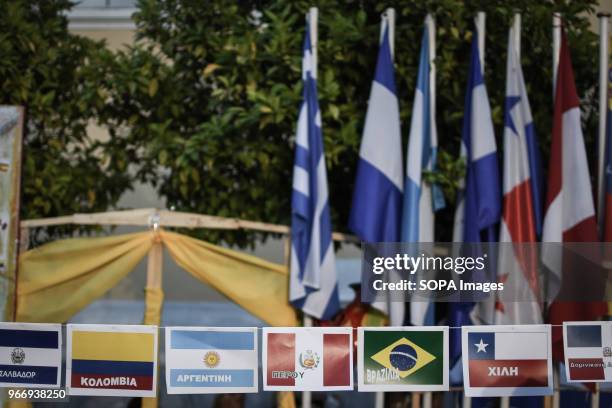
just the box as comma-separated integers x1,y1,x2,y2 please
462,324,553,397
67,324,158,397
563,321,612,382
263,327,352,391
165,327,258,394
0,322,62,388
358,326,449,392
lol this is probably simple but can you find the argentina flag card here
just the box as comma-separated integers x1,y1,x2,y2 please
165,327,258,394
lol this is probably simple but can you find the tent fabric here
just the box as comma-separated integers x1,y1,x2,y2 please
16,229,297,327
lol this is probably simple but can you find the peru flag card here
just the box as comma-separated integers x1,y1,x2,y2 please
563,321,612,382
462,325,553,397
262,327,353,391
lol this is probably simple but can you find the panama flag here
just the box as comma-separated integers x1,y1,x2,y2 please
357,326,449,392
289,22,340,320
402,17,445,327
0,322,62,388
462,325,553,397
165,327,258,394
494,24,543,325
67,324,158,397
449,26,501,365
542,29,607,360
563,321,612,382
349,16,404,325
263,327,352,391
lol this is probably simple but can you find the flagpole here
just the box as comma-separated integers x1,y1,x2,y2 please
513,14,521,59
476,12,485,71
422,13,436,408
301,10,317,408
551,14,561,408
597,13,610,231
553,13,561,95
463,12,485,408
374,13,394,408
500,15,523,408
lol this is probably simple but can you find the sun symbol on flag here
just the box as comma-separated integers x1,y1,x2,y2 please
204,351,220,368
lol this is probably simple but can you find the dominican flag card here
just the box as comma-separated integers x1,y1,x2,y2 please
263,327,353,391
462,325,553,397
0,322,62,388
563,321,612,382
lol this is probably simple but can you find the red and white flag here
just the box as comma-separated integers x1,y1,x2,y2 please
542,29,607,360
494,24,543,326
462,325,553,397
263,327,353,391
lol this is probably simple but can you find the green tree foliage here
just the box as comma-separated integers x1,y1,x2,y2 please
121,0,598,244
0,0,131,242
0,1,600,245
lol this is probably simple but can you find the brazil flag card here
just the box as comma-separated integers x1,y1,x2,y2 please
357,327,449,391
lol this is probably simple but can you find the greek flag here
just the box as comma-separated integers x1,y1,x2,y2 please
349,18,404,325
402,18,445,326
289,23,340,320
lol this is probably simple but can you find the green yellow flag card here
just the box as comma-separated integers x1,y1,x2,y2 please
357,326,449,392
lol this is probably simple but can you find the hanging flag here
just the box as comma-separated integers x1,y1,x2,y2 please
542,29,607,360
402,16,445,327
165,327,258,394
263,327,352,391
603,65,612,242
289,21,340,320
462,325,553,397
449,25,501,366
563,321,612,382
495,24,543,325
67,324,158,397
349,16,404,325
0,322,62,388
357,326,449,392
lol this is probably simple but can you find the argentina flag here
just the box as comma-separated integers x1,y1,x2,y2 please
402,16,445,326
289,22,340,320
165,327,258,394
349,14,404,325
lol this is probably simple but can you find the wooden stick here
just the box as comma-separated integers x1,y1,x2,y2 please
20,208,359,242
412,392,421,408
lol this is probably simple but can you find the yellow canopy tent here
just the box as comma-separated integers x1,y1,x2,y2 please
11,209,357,408
16,229,297,327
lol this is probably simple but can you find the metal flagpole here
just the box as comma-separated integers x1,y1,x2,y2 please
301,10,317,408
553,13,561,95
597,13,610,231
551,13,562,408
372,9,395,408
476,12,485,71
422,14,436,408
499,13,522,408
593,13,609,408
463,13,485,408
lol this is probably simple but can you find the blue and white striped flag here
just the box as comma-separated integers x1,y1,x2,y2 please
402,17,445,326
0,322,62,388
349,17,404,325
165,327,258,394
289,22,340,320
450,25,501,375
